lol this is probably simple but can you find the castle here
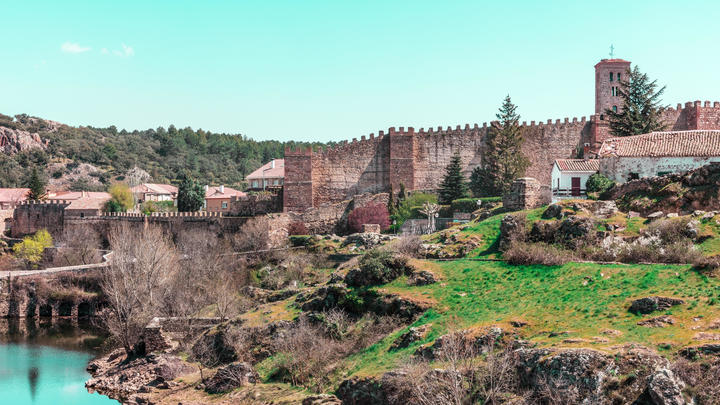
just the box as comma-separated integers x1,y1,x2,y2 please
284,59,720,213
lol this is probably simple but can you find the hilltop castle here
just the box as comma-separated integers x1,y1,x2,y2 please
284,59,720,213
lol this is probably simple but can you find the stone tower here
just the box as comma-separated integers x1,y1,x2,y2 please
595,59,631,114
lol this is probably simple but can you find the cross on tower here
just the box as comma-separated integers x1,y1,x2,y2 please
609,44,615,59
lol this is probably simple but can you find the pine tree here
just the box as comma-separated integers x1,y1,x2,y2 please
438,152,469,205
606,66,668,137
475,96,530,196
26,167,47,201
177,172,205,212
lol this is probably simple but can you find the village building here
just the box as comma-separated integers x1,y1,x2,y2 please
550,159,599,200
131,183,178,203
204,185,245,213
598,130,720,183
48,191,112,218
0,188,29,209
246,159,284,190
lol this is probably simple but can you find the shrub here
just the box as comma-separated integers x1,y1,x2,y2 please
394,235,424,258
693,255,720,274
345,250,413,287
586,173,615,194
503,241,572,266
645,217,693,244
13,229,53,266
450,198,480,214
347,203,390,233
287,221,309,236
108,183,134,211
289,235,313,247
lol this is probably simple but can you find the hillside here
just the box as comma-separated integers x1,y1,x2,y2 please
87,201,720,404
0,113,329,189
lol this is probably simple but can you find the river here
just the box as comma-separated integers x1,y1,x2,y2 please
0,318,118,404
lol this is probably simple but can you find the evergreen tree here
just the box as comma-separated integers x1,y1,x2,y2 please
606,66,668,137
438,152,469,205
177,172,205,212
387,184,396,216
474,96,530,196
26,167,47,201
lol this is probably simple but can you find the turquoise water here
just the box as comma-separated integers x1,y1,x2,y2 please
0,319,118,404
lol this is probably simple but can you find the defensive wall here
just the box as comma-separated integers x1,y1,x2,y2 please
285,101,720,213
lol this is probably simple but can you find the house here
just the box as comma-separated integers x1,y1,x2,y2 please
246,159,284,190
598,130,720,183
131,183,178,203
48,190,112,217
0,188,29,209
551,159,600,200
205,185,245,213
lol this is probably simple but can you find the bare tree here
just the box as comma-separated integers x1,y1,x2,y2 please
100,223,178,354
53,225,102,266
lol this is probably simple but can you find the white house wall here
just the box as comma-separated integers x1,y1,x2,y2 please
600,156,720,183
551,165,595,191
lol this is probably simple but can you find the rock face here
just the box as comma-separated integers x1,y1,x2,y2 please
302,394,343,405
86,349,196,404
499,214,525,251
389,324,431,351
336,376,388,405
0,125,48,154
648,368,686,405
629,296,685,314
203,362,259,394
407,270,436,286
637,315,675,327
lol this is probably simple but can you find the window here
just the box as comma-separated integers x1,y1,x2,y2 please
252,180,258,188
617,72,621,81
629,172,640,181
657,171,672,177
221,201,228,209
609,72,614,81
612,105,617,113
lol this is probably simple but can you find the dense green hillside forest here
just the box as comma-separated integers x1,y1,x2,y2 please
0,113,329,188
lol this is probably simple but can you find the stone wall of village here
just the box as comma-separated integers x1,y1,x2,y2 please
11,201,68,237
283,101,720,213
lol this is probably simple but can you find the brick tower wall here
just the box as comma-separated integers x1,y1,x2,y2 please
283,146,314,212
11,200,69,237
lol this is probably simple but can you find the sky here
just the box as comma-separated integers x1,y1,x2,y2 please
2,0,720,143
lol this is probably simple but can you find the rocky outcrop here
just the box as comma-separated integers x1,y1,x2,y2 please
499,214,525,251
414,327,507,360
302,394,343,405
389,324,431,351
336,376,388,405
648,368,686,405
203,362,259,394
0,125,48,154
86,349,196,404
611,162,720,215
629,296,685,314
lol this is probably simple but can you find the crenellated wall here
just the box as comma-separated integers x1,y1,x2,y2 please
284,116,594,212
283,100,720,213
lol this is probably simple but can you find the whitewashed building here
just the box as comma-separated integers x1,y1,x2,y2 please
598,131,720,183
551,159,600,200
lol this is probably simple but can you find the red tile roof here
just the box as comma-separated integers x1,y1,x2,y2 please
0,188,29,203
205,186,245,199
131,183,178,195
246,159,284,180
66,197,110,211
598,131,720,158
49,191,112,200
554,159,600,172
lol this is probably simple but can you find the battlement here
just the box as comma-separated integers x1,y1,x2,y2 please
17,199,70,206
100,211,224,218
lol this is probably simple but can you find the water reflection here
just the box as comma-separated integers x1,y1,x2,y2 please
28,366,38,400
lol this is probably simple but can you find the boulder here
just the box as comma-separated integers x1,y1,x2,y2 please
499,214,525,251
542,204,563,219
190,327,238,366
629,297,684,314
389,324,432,351
297,284,350,312
648,211,665,220
647,368,686,405
204,362,259,394
302,394,343,405
591,200,618,218
678,343,720,358
407,270,436,286
637,315,675,327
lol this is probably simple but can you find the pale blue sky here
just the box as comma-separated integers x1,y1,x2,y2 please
1,0,719,142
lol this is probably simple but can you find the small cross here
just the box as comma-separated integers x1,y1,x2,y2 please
609,44,615,59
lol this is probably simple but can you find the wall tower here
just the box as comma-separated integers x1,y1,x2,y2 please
595,59,631,115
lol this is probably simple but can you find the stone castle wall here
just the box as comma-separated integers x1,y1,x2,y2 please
11,200,69,238
284,100,720,213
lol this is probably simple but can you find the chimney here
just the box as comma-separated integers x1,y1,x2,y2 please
219,185,224,193
271,160,275,169
204,185,209,193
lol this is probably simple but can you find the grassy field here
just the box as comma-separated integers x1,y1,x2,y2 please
345,259,720,377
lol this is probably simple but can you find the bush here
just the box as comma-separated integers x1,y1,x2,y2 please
451,198,480,214
693,255,720,274
586,173,615,194
347,203,390,233
645,217,694,244
13,229,53,266
289,235,313,247
394,235,424,258
503,241,572,266
344,250,413,287
287,221,309,236
108,183,134,211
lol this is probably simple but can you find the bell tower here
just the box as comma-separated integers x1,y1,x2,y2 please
595,58,631,114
